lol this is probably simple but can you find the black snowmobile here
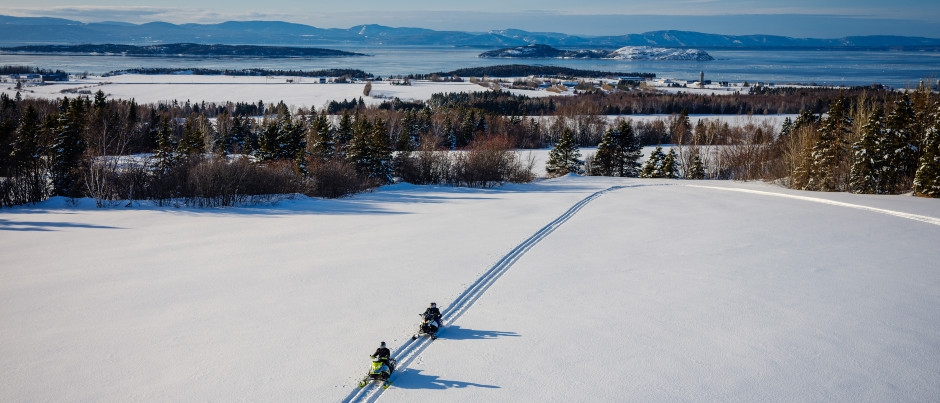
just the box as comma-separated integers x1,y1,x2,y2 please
412,311,440,340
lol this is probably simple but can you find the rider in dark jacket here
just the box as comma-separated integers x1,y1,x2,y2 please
371,341,394,371
424,302,442,328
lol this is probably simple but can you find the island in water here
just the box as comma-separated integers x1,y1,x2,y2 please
479,44,714,61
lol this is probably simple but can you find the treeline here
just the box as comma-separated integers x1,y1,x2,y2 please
540,87,940,197
2,82,938,208
0,90,534,207
769,87,940,196
0,65,68,75
550,86,874,115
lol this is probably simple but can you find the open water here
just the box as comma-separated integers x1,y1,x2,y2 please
2,46,938,88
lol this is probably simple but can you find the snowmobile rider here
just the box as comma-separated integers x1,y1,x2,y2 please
424,302,443,328
371,341,394,371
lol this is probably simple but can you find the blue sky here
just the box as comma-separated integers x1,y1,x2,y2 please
4,0,939,37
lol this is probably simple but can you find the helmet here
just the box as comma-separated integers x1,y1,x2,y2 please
430,302,437,307
380,341,386,347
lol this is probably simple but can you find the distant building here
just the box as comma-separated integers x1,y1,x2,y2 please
42,72,69,82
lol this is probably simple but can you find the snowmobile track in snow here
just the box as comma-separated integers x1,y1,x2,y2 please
342,185,628,403
686,185,940,227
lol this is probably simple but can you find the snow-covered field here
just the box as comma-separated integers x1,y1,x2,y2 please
2,176,939,402
1,74,553,110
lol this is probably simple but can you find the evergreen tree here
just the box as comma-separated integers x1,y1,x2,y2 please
913,107,940,197
50,97,88,197
779,117,794,138
396,109,419,152
457,109,476,148
442,117,456,150
591,126,618,176
335,110,354,158
276,107,306,163
881,94,918,193
793,109,820,131
368,118,393,183
307,111,335,160
346,117,393,183
671,109,692,143
592,120,643,177
663,148,679,179
177,113,207,157
154,116,175,173
849,106,885,194
641,145,666,178
545,127,583,177
618,120,644,177
807,95,852,191
10,104,49,202
10,104,42,167
230,114,253,154
688,151,706,180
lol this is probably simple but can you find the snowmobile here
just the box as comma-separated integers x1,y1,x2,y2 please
412,311,440,340
358,356,396,389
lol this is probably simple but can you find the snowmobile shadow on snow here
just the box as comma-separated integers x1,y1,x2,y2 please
390,368,500,390
435,325,520,340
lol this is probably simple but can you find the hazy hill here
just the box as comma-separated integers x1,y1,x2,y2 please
2,15,939,48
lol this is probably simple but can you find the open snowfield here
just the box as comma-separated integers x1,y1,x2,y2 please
2,175,939,402
2,74,553,111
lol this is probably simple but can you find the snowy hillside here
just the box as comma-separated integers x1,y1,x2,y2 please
609,46,714,61
479,44,714,61
2,176,939,401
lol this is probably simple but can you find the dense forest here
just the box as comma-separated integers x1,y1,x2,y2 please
1,74,938,208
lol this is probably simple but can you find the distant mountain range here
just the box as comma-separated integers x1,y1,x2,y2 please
0,43,363,57
2,15,940,49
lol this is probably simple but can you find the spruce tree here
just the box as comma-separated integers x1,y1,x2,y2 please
276,107,305,163
50,97,87,197
335,110,354,158
177,113,207,158
307,111,335,161
545,127,583,177
591,126,618,176
152,117,174,173
618,120,643,177
368,118,393,184
663,148,679,179
882,94,918,193
849,107,885,194
688,151,706,180
641,145,666,178
807,95,852,191
346,117,393,184
347,115,372,175
10,104,48,202
913,107,940,197
230,114,253,154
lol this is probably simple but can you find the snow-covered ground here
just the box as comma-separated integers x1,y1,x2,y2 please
2,176,939,401
608,46,713,61
2,72,821,111
1,74,553,110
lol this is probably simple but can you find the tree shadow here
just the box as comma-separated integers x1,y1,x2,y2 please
0,218,124,232
437,325,520,340
392,368,500,390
